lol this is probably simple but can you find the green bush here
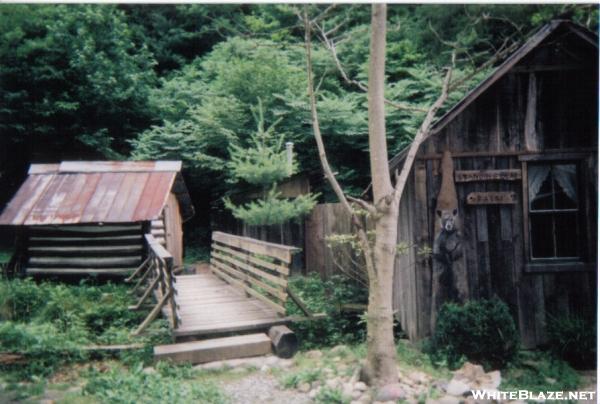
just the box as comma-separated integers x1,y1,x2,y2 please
83,362,227,404
286,273,368,349
429,298,519,369
0,278,162,378
546,314,596,369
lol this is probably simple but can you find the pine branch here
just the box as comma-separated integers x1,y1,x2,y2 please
314,22,428,113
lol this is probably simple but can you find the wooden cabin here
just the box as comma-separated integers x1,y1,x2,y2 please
390,21,598,348
0,161,194,276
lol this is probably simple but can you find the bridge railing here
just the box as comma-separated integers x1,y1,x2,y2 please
127,233,179,335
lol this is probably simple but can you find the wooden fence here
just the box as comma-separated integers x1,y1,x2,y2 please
213,203,363,278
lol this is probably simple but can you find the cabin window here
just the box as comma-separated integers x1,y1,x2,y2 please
527,162,579,260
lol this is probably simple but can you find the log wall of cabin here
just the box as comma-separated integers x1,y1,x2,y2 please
396,58,598,347
24,223,144,276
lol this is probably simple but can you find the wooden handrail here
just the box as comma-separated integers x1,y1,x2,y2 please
131,233,179,335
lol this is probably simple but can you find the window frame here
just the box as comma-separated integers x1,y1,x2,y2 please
520,152,594,273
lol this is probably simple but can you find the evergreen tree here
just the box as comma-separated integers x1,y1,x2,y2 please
223,100,318,226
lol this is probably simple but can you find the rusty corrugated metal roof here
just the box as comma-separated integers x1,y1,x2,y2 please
0,161,192,225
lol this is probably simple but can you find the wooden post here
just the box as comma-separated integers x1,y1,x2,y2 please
268,325,298,358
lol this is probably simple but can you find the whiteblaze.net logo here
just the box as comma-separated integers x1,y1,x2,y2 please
471,390,596,401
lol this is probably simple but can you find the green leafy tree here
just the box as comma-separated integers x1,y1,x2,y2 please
0,5,156,159
224,101,317,226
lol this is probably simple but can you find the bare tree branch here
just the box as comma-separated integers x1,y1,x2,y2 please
392,52,455,205
315,22,428,113
347,195,377,216
302,5,377,282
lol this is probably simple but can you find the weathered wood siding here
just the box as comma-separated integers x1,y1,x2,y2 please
400,28,598,347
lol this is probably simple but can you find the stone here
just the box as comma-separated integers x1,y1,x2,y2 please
330,345,349,355
266,356,279,365
342,383,354,397
484,370,501,390
375,383,406,402
326,378,340,389
354,381,368,391
431,395,460,404
298,383,311,393
142,367,156,375
408,371,430,385
349,368,361,384
309,389,319,399
311,381,321,389
260,364,269,372
445,379,471,396
454,362,486,382
278,359,293,369
351,390,363,400
305,350,323,359
194,361,227,370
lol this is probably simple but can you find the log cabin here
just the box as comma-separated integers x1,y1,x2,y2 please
390,20,598,348
0,161,194,276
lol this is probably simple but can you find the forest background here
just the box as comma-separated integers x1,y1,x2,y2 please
0,4,597,248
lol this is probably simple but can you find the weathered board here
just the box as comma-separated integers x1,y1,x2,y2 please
455,169,522,182
466,192,518,205
154,333,272,364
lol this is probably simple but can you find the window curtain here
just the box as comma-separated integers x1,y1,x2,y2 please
528,165,551,202
528,164,577,204
552,164,577,202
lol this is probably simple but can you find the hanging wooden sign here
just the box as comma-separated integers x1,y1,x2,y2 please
455,169,522,182
466,192,517,205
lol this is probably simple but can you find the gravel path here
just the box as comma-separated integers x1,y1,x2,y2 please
220,373,311,404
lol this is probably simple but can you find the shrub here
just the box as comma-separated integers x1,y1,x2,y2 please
286,273,368,349
0,278,50,321
83,362,227,404
429,298,519,369
546,314,596,369
0,321,88,377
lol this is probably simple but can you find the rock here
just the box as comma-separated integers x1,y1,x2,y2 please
305,350,323,359
298,382,311,393
266,356,279,365
454,362,486,382
195,361,227,370
311,380,321,389
326,378,340,389
354,381,368,391
545,377,556,384
351,390,363,400
324,368,335,377
309,389,319,399
430,395,460,404
342,383,354,397
445,379,471,396
349,368,361,384
142,367,156,375
330,345,349,355
260,364,269,372
375,383,406,402
278,359,293,369
485,370,501,390
408,371,429,385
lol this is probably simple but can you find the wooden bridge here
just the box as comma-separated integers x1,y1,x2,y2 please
128,231,319,363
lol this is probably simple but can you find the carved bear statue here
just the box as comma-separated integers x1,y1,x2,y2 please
431,150,463,332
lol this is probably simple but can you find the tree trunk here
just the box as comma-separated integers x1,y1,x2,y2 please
360,4,399,386
363,206,399,385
